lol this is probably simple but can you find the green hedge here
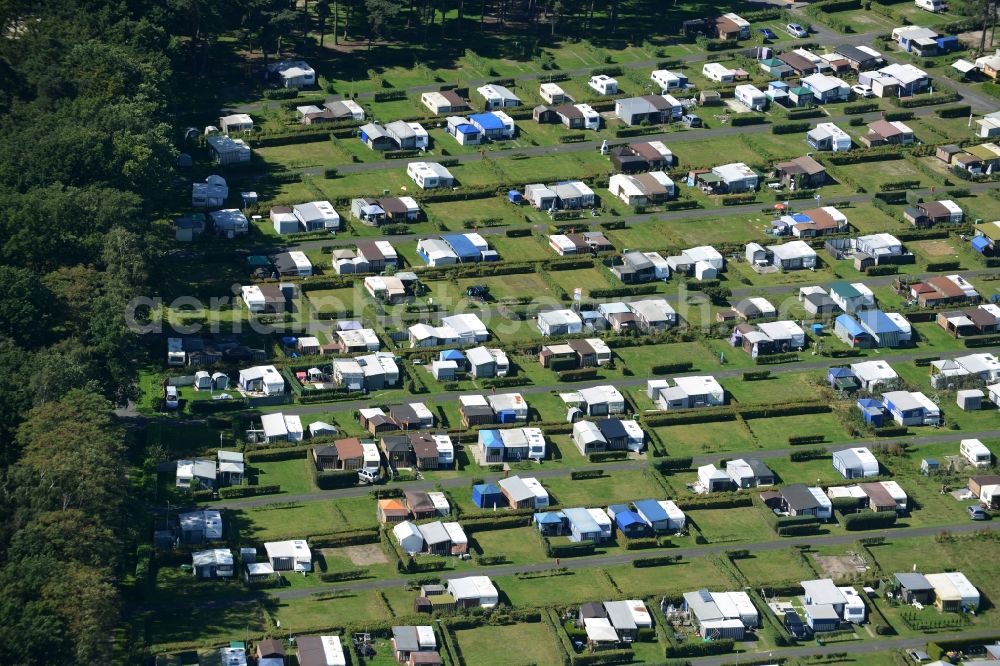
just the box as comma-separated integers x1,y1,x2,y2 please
788,434,826,445
789,448,828,462
309,528,380,548
874,426,908,437
730,114,766,127
263,88,300,99
591,66,623,77
966,334,1000,348
547,539,596,558
571,469,605,480
558,368,599,382
246,448,309,462
882,111,914,122
319,569,370,582
935,104,972,118
589,285,658,298
755,352,799,365
372,90,408,102
189,398,249,414
866,265,898,276
879,179,920,191
742,370,771,381
721,193,758,206
926,260,960,272
505,227,532,237
559,133,587,143
842,511,897,531
666,639,735,658
314,469,358,490
633,555,682,568
589,451,628,463
890,90,960,108
771,121,811,135
571,649,634,666
650,362,694,375
218,484,280,499
461,513,533,534
653,457,694,471
843,101,879,115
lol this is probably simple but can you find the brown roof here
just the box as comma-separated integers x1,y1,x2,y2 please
554,104,584,119
917,201,951,218
777,52,816,72
377,197,408,214
411,652,443,665
859,482,896,509
630,142,665,161
440,90,468,107
335,437,364,460
566,338,596,356
971,475,1000,487
926,276,965,298
409,433,439,458
404,490,434,511
257,639,285,658
778,155,826,176
356,240,385,261
633,172,671,194
257,283,286,301
271,205,293,214
869,119,906,138
956,154,983,166
715,15,740,34
967,308,996,328
640,94,672,111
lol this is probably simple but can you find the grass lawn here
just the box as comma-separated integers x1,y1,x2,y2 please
542,470,667,507
497,569,619,607
722,373,825,405
833,158,932,193
271,589,390,634
235,496,377,541
305,286,360,314
745,411,852,447
604,558,726,598
147,603,267,653
652,419,758,459
733,548,815,587
544,266,616,297
687,506,774,544
472,526,550,564
253,457,317,495
767,455,845,487
454,622,564,666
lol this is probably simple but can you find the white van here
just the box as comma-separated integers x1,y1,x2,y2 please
915,0,947,13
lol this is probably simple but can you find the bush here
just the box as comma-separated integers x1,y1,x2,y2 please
874,426,908,437
309,529,380,548
589,285,658,299
571,469,605,480
866,265,898,276
505,227,532,237
218,484,280,499
883,111,914,122
589,451,628,463
891,90,960,108
590,66,623,77
633,555,682,568
965,334,1000,348
721,193,758,206
841,511,897,530
790,448,829,462
558,368,599,382
189,398,248,414
880,179,920,191
571,649,634,666
653,457,693,471
730,114,766,127
319,569,369,582
843,101,879,114
547,539,596,558
935,104,972,118
666,639,735,658
926,260,960,272
755,352,799,365
372,90,408,102
772,121,811,135
742,371,771,381
314,469,358,490
650,362,694,375
246,448,308,462
788,434,826,445
559,133,587,143
263,88,299,99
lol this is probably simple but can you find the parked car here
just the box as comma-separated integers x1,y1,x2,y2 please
358,468,380,484
786,23,808,38
851,84,874,98
682,113,702,127
467,284,490,301
165,385,179,410
968,505,987,520
758,27,776,40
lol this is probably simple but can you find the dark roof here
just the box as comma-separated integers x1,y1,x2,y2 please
405,490,434,511
781,483,820,511
410,433,439,458
390,404,419,424
314,445,338,457
377,197,409,214
580,602,608,618
381,435,411,452
836,44,881,63
257,639,285,657
554,104,584,119
334,437,364,460
596,418,628,440
440,90,468,107
894,572,933,591
746,459,774,478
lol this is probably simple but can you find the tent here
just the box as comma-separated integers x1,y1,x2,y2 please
471,483,504,509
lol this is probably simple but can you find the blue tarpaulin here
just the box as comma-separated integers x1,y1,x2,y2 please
972,235,991,253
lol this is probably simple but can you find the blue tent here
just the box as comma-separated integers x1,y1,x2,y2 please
472,483,504,509
972,235,991,254
439,349,465,362
508,190,523,204
856,398,885,426
614,510,649,537
533,511,566,535
442,234,481,262
857,309,902,347
469,112,504,131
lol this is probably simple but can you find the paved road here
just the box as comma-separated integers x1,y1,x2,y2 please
140,519,1000,612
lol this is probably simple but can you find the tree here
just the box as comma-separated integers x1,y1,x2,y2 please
365,0,400,48
316,0,331,45
0,266,55,348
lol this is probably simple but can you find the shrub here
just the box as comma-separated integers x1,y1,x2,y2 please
841,511,897,530
263,88,299,99
721,193,758,206
319,569,369,582
309,529,380,548
742,371,771,381
666,639,735,657
730,114,766,127
314,469,358,490
772,121,811,135
558,368,599,382
505,228,532,237
633,555,682,568
589,285,658,298
843,101,879,114
789,448,828,462
559,133,587,143
589,451,628,463
372,90,408,102
571,469,605,480
926,260,960,272
788,434,826,445
189,398,248,414
218,484,280,499
882,111,914,122
935,104,972,118
891,90,960,108
879,179,920,191
591,66,623,77
246,448,308,462
650,362,694,375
